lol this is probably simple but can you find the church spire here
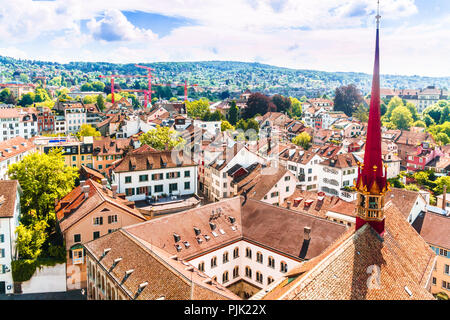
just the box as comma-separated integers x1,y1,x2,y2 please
354,1,389,236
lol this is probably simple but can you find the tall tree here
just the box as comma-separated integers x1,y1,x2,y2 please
243,92,276,119
227,100,239,125
271,94,291,113
7,149,79,222
76,124,101,139
96,94,105,111
186,99,210,119
292,132,312,150
391,106,413,130
333,84,364,117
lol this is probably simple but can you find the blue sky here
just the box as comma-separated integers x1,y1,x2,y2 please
0,0,449,76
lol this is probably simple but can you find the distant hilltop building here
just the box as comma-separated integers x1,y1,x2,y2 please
380,85,449,114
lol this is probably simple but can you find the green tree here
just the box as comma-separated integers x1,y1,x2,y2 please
436,132,450,145
289,97,302,118
76,124,101,139
423,104,443,124
221,120,234,132
433,176,450,195
227,100,239,125
82,95,97,104
352,104,369,122
186,98,210,119
91,81,105,92
246,118,260,134
0,88,11,102
96,94,105,111
80,83,93,91
7,149,79,222
412,120,426,128
423,114,436,127
384,96,404,119
18,92,35,107
15,217,48,260
405,184,420,191
333,84,363,116
272,94,291,113
292,132,312,149
139,125,185,151
391,106,413,130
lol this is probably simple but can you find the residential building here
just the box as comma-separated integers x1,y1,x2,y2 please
64,103,87,133
0,136,36,180
55,179,146,289
412,211,450,295
0,180,21,295
318,153,360,201
92,137,131,174
406,142,444,172
36,106,55,133
109,150,198,202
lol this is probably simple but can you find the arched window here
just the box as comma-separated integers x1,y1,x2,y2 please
268,276,274,285
233,247,239,259
256,251,263,263
280,261,288,273
233,266,239,278
256,271,263,284
245,247,252,259
245,266,252,278
223,251,229,263
198,262,205,272
212,276,217,282
222,271,229,284
268,256,275,268
211,256,217,268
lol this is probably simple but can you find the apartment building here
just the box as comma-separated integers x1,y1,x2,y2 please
0,180,21,295
64,103,87,133
318,153,360,201
55,179,146,289
0,108,37,141
109,150,198,202
92,137,131,173
0,136,36,180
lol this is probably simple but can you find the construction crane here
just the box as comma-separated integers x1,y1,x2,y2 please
32,76,48,88
153,80,198,101
119,89,155,108
134,65,155,108
98,74,146,104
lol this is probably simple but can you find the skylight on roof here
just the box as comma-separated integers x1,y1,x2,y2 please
183,241,190,248
204,235,211,241
231,226,237,231
219,229,225,235
212,231,218,237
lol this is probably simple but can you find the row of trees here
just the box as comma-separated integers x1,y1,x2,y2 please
242,93,303,120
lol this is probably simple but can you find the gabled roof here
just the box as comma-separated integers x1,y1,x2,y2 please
84,229,239,300
320,153,359,169
0,136,35,161
56,179,146,232
412,211,450,249
262,201,436,300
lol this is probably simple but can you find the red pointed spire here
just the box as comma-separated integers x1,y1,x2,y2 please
355,6,388,236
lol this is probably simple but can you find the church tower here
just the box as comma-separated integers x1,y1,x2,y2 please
354,2,389,236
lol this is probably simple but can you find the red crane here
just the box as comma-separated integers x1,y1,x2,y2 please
153,80,198,101
134,65,155,108
98,74,145,104
119,89,155,108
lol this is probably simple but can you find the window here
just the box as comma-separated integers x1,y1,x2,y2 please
280,261,288,273
271,192,278,198
198,262,205,272
268,256,275,268
245,247,252,259
184,171,190,177
286,186,290,192
139,174,148,182
222,271,229,284
169,183,178,192
0,248,5,258
223,252,229,263
0,234,4,243
233,266,239,278
93,217,103,225
445,264,449,275
184,182,190,190
154,185,163,193
284,175,290,181
167,172,180,179
74,234,81,243
256,252,263,264
108,215,118,224
152,173,164,181
442,281,447,289
125,188,135,196
256,271,263,284
125,176,132,183
432,277,436,285
233,247,239,259
245,266,252,278
268,277,274,285
93,231,100,240
439,248,448,257
211,256,217,268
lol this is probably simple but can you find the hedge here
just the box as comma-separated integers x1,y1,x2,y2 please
12,256,66,283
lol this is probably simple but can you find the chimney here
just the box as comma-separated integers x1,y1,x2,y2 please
304,226,311,241
101,178,107,191
111,184,118,198
82,185,90,199
442,185,447,211
287,201,292,209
